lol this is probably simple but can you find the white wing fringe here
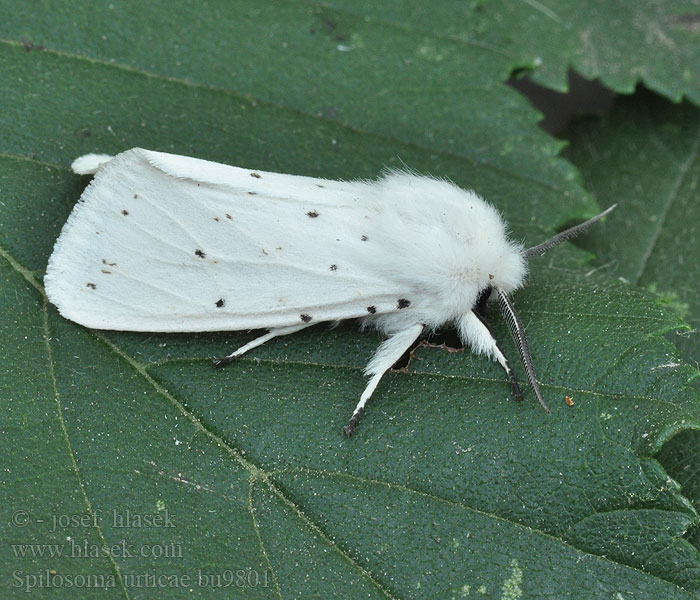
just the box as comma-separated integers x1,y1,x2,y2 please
71,154,115,175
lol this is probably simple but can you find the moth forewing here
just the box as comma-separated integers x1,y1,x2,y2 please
45,149,408,332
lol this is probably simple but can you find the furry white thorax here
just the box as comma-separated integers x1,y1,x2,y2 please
358,172,527,338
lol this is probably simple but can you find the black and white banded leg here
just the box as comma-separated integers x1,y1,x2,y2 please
344,323,424,436
459,311,524,403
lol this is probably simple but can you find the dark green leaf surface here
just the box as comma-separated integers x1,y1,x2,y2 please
1,3,699,599
325,0,700,103
658,429,700,549
568,91,700,372
568,90,700,559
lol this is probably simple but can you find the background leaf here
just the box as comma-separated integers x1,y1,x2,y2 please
567,88,700,556
1,2,699,598
339,0,700,102
568,90,699,377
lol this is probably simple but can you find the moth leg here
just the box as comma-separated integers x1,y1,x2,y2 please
213,323,311,367
344,323,424,436
459,311,523,401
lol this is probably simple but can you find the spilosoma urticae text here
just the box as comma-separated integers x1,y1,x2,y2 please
45,149,614,435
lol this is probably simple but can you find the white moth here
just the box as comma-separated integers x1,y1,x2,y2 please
45,149,614,435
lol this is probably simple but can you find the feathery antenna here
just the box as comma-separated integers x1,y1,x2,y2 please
523,205,616,259
497,289,549,412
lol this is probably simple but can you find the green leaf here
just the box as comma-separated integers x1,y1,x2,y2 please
568,90,700,373
326,0,700,103
1,3,699,599
658,429,700,550
567,89,700,558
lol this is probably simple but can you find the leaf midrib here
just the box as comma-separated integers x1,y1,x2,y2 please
634,118,700,284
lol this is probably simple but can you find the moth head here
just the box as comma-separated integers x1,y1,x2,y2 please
494,204,616,412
